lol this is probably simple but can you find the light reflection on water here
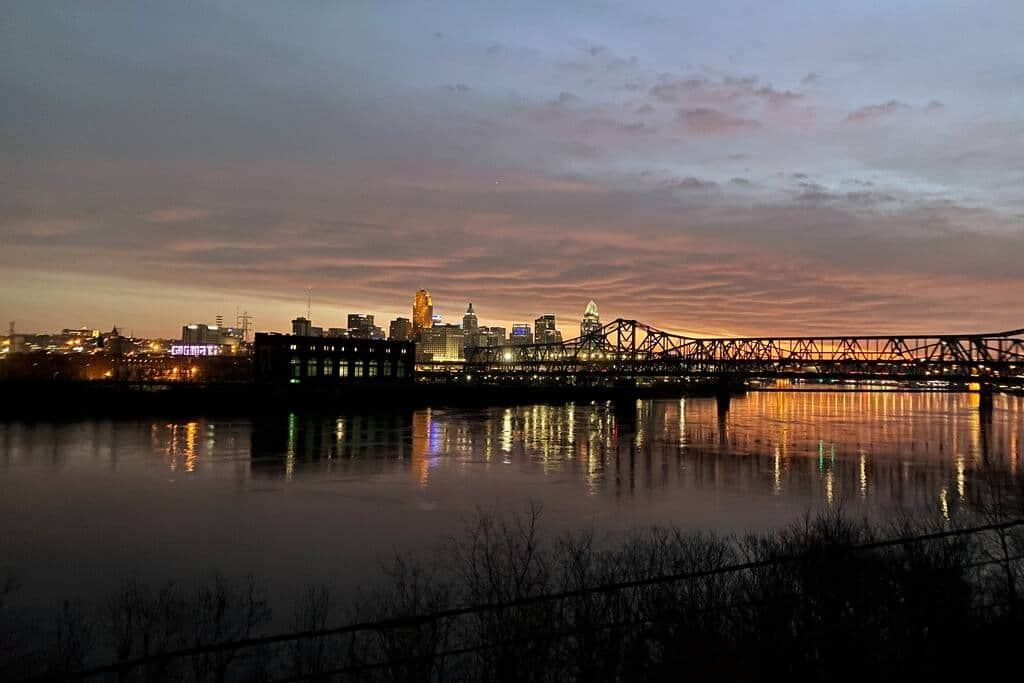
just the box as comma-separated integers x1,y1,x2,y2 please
1,391,1022,611
235,392,1022,514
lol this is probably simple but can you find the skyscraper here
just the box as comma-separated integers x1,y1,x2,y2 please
462,303,478,332
413,289,433,337
292,317,312,336
580,300,601,338
347,314,384,339
534,314,562,344
389,317,413,341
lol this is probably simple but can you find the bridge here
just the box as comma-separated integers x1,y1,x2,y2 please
463,319,1024,390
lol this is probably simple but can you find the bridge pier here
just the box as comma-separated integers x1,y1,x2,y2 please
978,382,994,414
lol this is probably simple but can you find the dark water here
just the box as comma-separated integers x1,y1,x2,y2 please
2,391,1022,613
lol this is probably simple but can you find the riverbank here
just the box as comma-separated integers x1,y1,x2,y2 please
3,510,1021,681
0,379,741,418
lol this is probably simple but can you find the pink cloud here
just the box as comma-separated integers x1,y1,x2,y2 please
678,108,761,134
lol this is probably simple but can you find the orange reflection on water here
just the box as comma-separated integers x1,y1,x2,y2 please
246,391,1024,516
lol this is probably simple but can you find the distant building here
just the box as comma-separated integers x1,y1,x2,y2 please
510,324,533,345
462,303,478,332
347,314,385,340
418,324,465,362
389,317,413,342
292,317,313,337
534,314,562,345
462,303,482,349
482,326,506,346
413,289,433,337
580,300,601,338
182,323,243,346
326,327,350,338
255,333,414,383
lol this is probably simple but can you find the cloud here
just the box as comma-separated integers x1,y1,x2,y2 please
667,176,719,191
755,86,802,106
795,182,838,202
801,72,821,85
443,83,471,93
142,207,211,224
925,99,945,113
678,108,761,134
846,99,911,122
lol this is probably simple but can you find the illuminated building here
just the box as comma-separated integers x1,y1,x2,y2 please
412,289,433,337
482,326,506,346
254,333,414,383
462,303,481,349
510,324,533,345
182,323,243,346
534,314,562,344
347,314,385,340
580,300,601,338
462,303,478,332
389,317,413,341
418,324,465,362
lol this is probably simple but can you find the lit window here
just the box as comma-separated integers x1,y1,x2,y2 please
307,358,317,377
383,362,392,377
396,364,406,378
369,363,378,378
339,363,350,378
324,359,334,376
289,344,297,351
290,357,301,378
354,360,364,377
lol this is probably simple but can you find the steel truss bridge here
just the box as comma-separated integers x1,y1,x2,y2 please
464,319,1024,387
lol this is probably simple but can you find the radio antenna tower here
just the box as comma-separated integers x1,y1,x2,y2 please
305,287,312,320
236,311,253,342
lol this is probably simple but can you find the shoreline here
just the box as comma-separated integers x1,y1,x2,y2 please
0,378,1014,419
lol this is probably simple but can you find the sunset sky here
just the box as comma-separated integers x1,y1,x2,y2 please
2,1,1023,338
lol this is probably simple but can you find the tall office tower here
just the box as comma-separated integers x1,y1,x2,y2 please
347,313,374,332
462,303,478,332
462,303,480,349
292,316,312,336
413,289,433,337
580,300,601,338
476,326,506,346
347,313,383,339
389,317,413,341
534,314,562,344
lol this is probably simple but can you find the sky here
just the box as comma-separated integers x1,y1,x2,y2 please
2,0,1023,338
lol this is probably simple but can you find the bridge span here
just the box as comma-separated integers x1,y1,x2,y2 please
461,319,1024,389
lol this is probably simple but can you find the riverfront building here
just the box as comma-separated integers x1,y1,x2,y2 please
254,333,414,383
418,324,465,362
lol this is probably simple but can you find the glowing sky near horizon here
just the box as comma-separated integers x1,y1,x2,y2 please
2,1,1023,337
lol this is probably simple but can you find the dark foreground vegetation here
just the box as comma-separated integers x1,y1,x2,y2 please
2,507,1023,682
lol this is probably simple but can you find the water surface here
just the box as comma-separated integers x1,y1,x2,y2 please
2,391,1021,613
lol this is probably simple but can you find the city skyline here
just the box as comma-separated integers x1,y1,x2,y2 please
3,2,1024,338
